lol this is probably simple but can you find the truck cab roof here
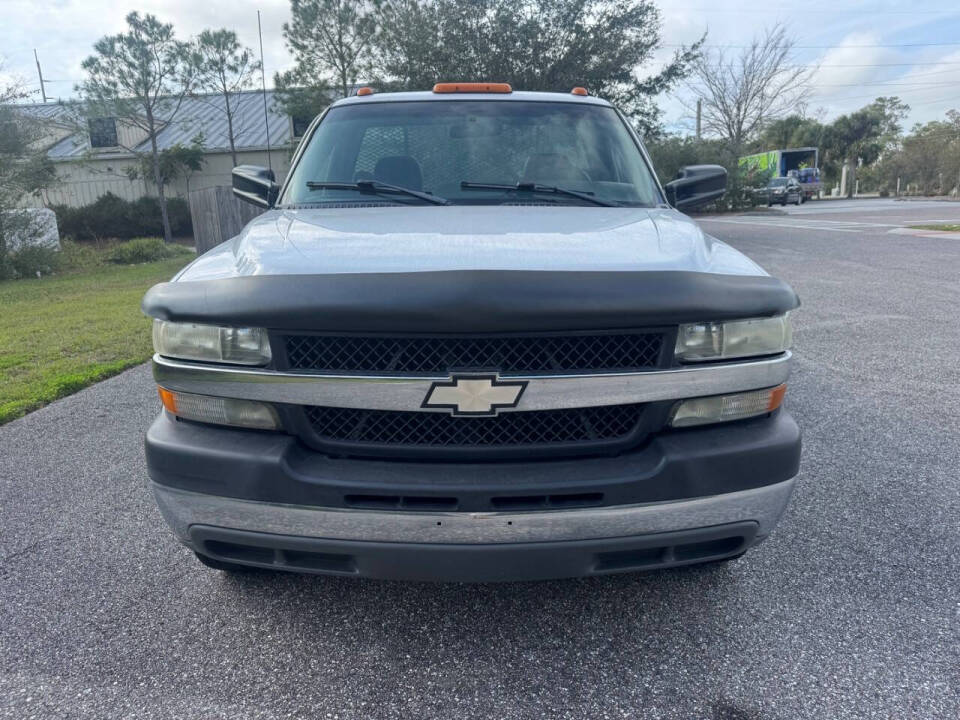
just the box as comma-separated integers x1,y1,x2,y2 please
332,89,614,108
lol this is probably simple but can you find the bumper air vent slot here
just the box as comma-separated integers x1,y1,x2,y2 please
491,492,604,510
595,534,751,571
344,494,459,510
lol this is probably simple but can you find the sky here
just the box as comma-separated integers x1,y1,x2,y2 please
2,0,960,134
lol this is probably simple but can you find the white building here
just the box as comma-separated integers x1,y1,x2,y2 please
16,90,308,208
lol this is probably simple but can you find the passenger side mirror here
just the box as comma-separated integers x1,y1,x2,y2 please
232,165,279,208
664,165,727,211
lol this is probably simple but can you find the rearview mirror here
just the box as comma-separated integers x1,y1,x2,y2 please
232,165,279,208
664,165,727,211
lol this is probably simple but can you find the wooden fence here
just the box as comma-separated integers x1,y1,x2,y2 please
188,186,265,254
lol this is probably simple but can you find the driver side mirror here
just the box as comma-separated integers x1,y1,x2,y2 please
664,165,727,211
233,165,280,208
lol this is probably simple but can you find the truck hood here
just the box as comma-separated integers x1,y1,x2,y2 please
177,206,765,282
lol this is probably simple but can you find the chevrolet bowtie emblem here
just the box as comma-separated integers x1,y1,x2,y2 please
422,374,527,417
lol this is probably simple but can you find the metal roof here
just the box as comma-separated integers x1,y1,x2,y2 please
14,103,79,123
13,90,293,160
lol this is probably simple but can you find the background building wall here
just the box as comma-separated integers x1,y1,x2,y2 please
25,148,293,208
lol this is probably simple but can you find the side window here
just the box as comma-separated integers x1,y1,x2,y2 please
291,113,314,139
88,117,118,148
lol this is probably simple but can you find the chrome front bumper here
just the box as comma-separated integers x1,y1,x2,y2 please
152,477,797,546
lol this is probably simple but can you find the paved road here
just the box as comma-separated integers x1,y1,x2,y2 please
2,200,958,719
702,197,960,234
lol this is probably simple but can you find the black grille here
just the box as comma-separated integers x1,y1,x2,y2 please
303,404,645,450
284,332,664,374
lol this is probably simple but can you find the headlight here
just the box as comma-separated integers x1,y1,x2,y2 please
675,315,791,362
152,320,271,365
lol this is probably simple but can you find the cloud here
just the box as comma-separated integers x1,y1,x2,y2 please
809,32,902,90
0,0,292,103
804,32,960,124
890,49,960,123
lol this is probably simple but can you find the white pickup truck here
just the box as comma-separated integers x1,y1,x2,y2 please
143,83,800,581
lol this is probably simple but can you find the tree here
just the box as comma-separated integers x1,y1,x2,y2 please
824,107,884,197
79,12,195,243
757,115,826,153
372,0,702,136
866,96,910,153
0,72,58,277
279,0,378,108
128,135,206,196
192,29,261,167
687,24,813,157
872,109,960,196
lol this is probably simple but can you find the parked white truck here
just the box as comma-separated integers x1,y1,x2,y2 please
144,83,800,581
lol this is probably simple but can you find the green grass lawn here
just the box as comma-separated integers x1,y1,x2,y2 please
908,224,960,232
0,256,190,424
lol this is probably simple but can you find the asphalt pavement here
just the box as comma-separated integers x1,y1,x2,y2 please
1,198,958,719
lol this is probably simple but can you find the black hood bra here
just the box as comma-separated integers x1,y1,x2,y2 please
143,269,799,333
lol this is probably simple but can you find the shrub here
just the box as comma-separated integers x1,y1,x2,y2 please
58,239,106,271
0,244,60,280
107,237,192,265
52,193,193,242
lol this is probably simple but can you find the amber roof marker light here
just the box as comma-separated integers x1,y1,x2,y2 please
433,82,513,94
355,86,375,96
571,87,588,96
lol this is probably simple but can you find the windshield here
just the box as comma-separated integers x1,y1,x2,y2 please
281,100,662,207
769,178,788,187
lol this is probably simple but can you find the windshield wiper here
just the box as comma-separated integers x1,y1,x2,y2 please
460,181,618,207
305,180,449,205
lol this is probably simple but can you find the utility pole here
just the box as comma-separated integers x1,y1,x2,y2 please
695,99,702,140
34,49,48,103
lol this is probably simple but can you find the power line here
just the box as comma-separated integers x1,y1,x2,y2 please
814,81,959,87
664,8,959,14
908,94,960,108
805,68,960,80
663,2,959,12
801,61,960,67
808,87,960,102
663,42,960,48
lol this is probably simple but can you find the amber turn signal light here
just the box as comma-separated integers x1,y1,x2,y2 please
571,86,588,96
158,387,178,414
669,384,787,428
355,86,374,96
157,386,280,430
766,383,787,412
433,82,512,94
